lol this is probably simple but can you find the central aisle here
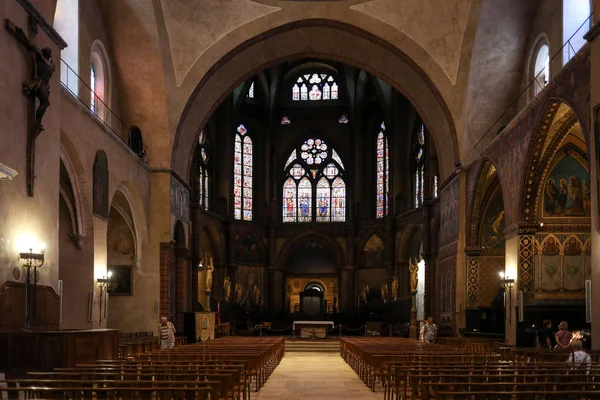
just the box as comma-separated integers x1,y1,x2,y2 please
255,352,384,399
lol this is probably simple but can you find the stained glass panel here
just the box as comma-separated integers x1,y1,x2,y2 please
90,64,96,113
281,116,291,125
292,84,300,101
338,114,348,124
332,149,344,169
300,84,308,101
199,167,204,207
331,82,339,99
237,124,247,135
316,178,331,222
290,164,305,179
385,136,389,213
298,178,312,222
234,128,252,220
376,131,385,218
283,178,296,222
248,82,254,98
420,166,424,205
198,130,205,144
323,83,330,100
309,85,322,100
433,175,439,198
331,177,345,222
204,174,209,210
284,150,297,169
418,123,425,145
416,148,423,162
201,148,208,163
324,164,338,179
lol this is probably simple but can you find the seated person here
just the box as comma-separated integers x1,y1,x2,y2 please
566,340,591,372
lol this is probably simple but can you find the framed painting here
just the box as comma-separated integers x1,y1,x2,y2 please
107,265,133,296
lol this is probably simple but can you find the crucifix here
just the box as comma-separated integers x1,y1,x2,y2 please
5,17,56,197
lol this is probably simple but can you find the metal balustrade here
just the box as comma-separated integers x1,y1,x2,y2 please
59,59,147,159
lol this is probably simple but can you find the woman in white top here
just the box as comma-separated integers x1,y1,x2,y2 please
566,340,591,372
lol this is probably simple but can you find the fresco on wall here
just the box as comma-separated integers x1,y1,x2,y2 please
235,234,261,264
440,175,459,242
170,176,190,221
543,155,590,217
482,189,505,249
360,234,385,269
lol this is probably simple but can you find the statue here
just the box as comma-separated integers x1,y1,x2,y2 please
391,276,398,300
6,21,55,129
254,284,261,303
381,283,388,300
204,253,214,291
235,282,244,301
223,276,231,299
409,257,419,293
361,284,369,303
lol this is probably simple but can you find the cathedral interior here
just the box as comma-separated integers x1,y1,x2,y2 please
1,0,600,352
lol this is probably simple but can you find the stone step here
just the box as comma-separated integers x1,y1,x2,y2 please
285,340,341,353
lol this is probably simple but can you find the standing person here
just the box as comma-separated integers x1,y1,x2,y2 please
555,321,573,349
538,320,554,349
420,316,437,343
159,316,176,350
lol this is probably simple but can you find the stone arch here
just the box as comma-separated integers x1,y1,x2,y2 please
109,182,148,269
172,20,459,184
173,220,186,249
520,98,589,224
397,224,423,262
277,231,346,269
199,221,224,265
467,158,506,249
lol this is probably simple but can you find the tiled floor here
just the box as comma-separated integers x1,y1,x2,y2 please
254,352,384,399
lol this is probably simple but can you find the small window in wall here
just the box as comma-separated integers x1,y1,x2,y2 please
247,81,254,99
90,42,110,121
533,44,550,96
376,121,389,218
197,130,209,210
414,123,426,208
292,73,339,102
563,0,591,64
433,175,439,199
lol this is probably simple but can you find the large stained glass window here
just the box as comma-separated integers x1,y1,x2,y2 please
414,123,426,208
376,121,389,218
197,130,209,210
292,73,339,102
282,138,346,222
234,124,252,221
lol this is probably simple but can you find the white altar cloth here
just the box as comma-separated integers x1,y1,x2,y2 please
293,321,335,339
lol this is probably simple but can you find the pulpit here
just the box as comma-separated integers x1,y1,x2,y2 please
183,312,215,343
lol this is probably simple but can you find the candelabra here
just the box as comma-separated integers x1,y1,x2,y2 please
19,246,45,329
97,271,113,324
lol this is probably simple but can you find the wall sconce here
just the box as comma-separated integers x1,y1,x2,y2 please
19,244,45,329
97,271,112,324
499,271,515,323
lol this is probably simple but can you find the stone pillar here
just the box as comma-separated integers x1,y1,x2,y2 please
396,260,410,299
586,3,600,349
341,266,355,312
268,266,283,313
175,247,190,330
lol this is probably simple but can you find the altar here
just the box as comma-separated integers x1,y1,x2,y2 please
293,321,335,339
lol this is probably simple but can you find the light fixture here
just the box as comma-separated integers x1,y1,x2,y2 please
499,271,515,323
19,243,46,329
97,271,113,324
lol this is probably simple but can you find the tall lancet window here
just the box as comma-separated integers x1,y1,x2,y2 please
414,123,426,208
376,121,390,218
282,138,346,222
197,130,209,210
234,124,253,221
292,73,339,101
247,81,254,98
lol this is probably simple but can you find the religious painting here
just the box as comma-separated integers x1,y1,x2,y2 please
107,265,133,296
542,155,590,217
360,234,385,269
235,234,262,264
440,174,459,242
93,151,109,218
482,188,505,249
170,176,190,221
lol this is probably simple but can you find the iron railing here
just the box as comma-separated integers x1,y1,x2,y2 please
475,13,593,149
59,59,147,158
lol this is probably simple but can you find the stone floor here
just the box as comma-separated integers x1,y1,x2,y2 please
254,352,384,399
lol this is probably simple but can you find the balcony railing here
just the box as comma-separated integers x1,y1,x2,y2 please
59,59,147,159
475,13,593,150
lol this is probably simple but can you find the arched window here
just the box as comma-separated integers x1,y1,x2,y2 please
54,0,79,95
282,138,346,222
414,123,425,208
376,121,390,218
563,0,591,64
234,124,252,221
292,73,339,102
533,44,550,96
197,130,209,210
433,175,439,199
90,41,110,120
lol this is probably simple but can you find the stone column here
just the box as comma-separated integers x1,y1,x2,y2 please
175,247,190,330
345,224,356,312
268,266,283,313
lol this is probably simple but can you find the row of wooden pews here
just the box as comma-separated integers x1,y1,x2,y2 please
118,331,188,359
0,336,284,399
341,337,600,400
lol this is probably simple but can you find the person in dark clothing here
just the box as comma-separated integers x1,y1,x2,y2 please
539,320,554,349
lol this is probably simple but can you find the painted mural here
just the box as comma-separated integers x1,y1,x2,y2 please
482,189,505,249
360,234,385,269
543,155,590,217
170,176,190,221
235,234,261,264
440,175,459,242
